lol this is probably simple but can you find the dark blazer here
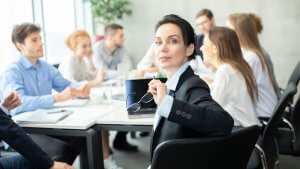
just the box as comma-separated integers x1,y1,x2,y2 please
0,108,53,169
150,66,234,159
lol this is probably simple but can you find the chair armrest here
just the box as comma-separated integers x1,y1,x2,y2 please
282,118,297,143
255,144,268,169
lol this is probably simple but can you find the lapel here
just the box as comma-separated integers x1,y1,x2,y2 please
150,66,195,158
174,66,194,92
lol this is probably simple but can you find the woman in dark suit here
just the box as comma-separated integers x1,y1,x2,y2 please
148,14,234,162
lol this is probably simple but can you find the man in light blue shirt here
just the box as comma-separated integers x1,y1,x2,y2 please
0,26,89,115
0,23,88,165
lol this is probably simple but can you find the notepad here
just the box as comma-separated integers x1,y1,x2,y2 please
16,109,73,124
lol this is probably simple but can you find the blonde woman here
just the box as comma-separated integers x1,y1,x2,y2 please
59,30,105,88
59,30,122,169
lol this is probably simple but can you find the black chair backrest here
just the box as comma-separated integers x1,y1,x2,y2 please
151,125,260,169
290,95,300,153
259,83,297,169
288,62,300,86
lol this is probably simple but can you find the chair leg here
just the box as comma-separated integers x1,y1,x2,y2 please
255,144,268,169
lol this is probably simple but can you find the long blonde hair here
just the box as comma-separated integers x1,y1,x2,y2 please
209,27,258,102
228,13,277,93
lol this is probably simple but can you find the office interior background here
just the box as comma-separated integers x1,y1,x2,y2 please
0,0,299,89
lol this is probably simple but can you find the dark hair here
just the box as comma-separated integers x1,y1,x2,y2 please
11,23,41,46
155,14,196,60
208,27,258,102
195,8,214,20
104,23,123,36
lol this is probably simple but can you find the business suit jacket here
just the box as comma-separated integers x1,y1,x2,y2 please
0,108,53,169
150,66,234,159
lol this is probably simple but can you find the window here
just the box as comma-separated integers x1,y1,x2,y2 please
0,0,33,74
0,0,94,74
42,0,76,64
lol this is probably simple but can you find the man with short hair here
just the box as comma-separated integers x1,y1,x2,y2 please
93,23,132,79
0,23,88,165
195,8,216,57
0,92,74,169
92,23,137,168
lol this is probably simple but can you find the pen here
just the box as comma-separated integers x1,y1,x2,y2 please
47,110,71,114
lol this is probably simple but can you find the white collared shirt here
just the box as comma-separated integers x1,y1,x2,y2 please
153,61,190,131
242,49,278,117
58,55,96,85
210,64,261,127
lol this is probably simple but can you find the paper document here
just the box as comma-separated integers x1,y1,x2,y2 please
54,99,89,108
16,109,73,124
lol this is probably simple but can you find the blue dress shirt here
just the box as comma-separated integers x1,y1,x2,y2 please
153,61,190,130
0,54,73,115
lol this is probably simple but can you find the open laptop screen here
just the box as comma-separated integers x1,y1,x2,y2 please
125,78,167,116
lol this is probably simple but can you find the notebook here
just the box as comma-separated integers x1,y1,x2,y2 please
16,109,73,124
128,108,156,119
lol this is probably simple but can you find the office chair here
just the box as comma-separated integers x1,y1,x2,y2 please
278,62,300,99
151,125,260,169
287,62,300,86
276,95,300,156
254,83,297,169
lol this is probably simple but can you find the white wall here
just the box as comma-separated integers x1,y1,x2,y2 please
99,0,300,87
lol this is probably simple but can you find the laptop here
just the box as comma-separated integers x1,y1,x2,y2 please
126,78,167,119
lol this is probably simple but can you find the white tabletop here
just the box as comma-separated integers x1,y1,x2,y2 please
13,100,124,130
96,104,154,126
13,85,153,130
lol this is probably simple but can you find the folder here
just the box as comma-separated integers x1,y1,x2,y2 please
16,109,73,124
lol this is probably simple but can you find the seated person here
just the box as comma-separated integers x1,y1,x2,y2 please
226,13,278,118
0,92,73,169
93,23,132,80
59,30,105,88
249,13,280,98
201,26,261,127
0,23,88,164
92,23,137,152
59,30,122,169
147,14,233,168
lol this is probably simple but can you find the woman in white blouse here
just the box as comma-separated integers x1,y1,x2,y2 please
59,30,105,88
201,26,261,127
226,13,278,118
59,30,123,169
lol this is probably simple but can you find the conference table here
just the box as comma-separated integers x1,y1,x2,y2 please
13,86,154,169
